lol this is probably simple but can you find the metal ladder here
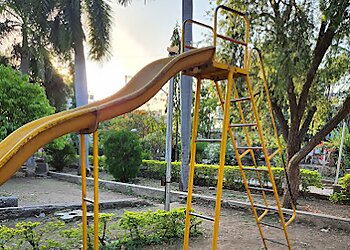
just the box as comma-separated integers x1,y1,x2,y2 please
182,5,296,250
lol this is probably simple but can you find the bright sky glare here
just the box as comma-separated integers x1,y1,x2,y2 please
86,0,213,100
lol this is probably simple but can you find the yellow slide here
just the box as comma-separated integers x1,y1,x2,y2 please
0,47,215,185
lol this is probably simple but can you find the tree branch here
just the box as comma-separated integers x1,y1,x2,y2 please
298,106,317,139
287,77,298,122
290,94,350,165
297,6,348,122
271,99,289,142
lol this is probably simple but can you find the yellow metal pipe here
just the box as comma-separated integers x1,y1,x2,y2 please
211,70,234,250
183,78,202,250
93,131,99,250
80,134,88,250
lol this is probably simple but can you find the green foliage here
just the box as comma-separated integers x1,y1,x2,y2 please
299,169,323,192
116,208,202,248
0,66,54,140
339,174,350,190
141,160,322,192
104,130,142,182
44,134,77,171
99,111,166,160
141,130,166,160
330,174,350,204
0,221,66,250
88,155,107,171
0,209,203,249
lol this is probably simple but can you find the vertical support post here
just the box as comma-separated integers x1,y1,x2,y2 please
165,77,174,211
335,121,346,184
183,78,202,250
80,134,88,250
212,70,234,250
93,131,99,249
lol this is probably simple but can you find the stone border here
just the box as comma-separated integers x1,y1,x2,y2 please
49,171,350,231
0,198,150,220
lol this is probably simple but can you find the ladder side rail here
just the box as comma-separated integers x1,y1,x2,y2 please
183,78,202,250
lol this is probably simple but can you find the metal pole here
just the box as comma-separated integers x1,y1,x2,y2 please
165,77,174,211
80,134,88,250
335,121,346,184
93,131,99,249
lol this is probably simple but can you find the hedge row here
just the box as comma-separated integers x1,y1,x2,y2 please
140,160,322,192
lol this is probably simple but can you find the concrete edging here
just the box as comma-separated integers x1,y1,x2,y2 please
48,171,350,231
0,198,150,220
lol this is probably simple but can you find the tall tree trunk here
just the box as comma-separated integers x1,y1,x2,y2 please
74,37,89,173
179,0,193,191
20,28,37,175
282,135,301,208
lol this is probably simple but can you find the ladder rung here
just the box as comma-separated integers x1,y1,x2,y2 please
268,149,281,160
248,186,274,193
221,97,251,104
259,222,283,230
236,146,263,150
242,167,268,172
264,238,288,246
254,204,292,219
189,212,214,222
195,139,221,143
83,198,94,204
239,149,251,159
231,96,251,103
230,123,257,128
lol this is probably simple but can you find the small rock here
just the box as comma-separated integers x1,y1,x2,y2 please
38,212,46,218
209,187,216,190
320,228,329,232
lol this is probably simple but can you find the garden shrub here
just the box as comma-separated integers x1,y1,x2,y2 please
330,174,350,204
104,130,142,182
116,208,202,248
300,169,323,192
45,134,77,171
88,155,107,171
141,160,322,192
0,209,203,249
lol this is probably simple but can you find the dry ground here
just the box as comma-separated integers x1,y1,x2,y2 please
1,175,349,249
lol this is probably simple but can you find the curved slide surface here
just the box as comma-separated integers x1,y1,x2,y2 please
0,47,215,185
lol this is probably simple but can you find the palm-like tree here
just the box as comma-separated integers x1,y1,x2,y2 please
0,0,55,75
50,0,131,169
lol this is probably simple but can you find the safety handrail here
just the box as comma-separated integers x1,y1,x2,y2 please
181,19,214,53
214,5,249,70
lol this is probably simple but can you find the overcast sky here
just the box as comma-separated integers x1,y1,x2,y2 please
86,0,213,100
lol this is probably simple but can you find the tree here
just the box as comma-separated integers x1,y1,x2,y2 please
217,0,350,207
0,1,73,112
104,130,142,182
180,0,193,191
49,0,131,168
0,65,54,140
0,0,55,75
